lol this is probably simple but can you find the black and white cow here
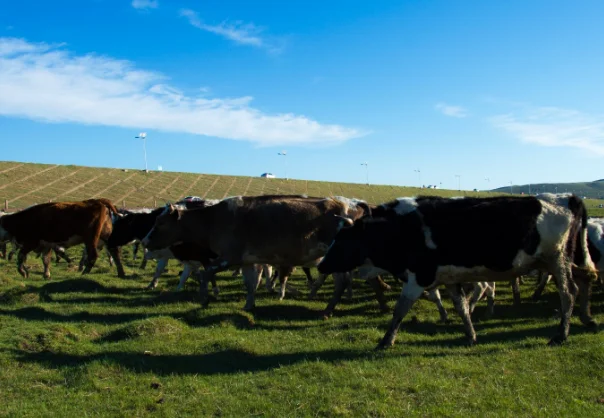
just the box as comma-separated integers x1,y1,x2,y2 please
532,216,604,299
317,194,597,348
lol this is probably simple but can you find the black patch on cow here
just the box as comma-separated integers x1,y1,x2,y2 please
319,196,546,289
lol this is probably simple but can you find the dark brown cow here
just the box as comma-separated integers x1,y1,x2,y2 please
142,195,372,310
0,198,119,279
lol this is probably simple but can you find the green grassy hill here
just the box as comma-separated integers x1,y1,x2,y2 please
0,161,498,211
2,160,604,216
493,180,604,198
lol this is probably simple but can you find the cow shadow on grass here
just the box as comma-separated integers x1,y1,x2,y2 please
0,306,177,325
13,348,377,376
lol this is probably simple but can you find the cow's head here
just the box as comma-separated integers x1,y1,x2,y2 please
318,218,369,275
141,203,183,250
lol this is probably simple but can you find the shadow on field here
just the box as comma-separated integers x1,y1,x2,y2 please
398,316,600,347
0,306,174,324
13,348,376,376
37,278,142,295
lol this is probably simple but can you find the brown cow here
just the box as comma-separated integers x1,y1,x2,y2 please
142,194,372,311
0,198,119,279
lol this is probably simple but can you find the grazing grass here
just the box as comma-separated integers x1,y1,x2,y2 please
0,247,603,417
4,160,604,217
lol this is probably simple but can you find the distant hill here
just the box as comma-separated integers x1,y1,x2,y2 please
492,180,604,199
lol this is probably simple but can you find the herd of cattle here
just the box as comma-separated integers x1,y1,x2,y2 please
0,193,602,349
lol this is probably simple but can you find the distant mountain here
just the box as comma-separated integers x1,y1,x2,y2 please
491,180,604,198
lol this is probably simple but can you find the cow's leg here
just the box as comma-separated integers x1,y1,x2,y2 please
177,263,194,291
41,248,52,279
484,282,496,318
468,282,487,314
146,257,169,290
78,247,87,272
548,260,575,345
0,242,6,259
109,247,127,278
266,268,278,292
54,247,72,265
322,272,352,318
16,248,31,279
367,276,389,312
132,242,139,261
532,271,551,300
140,251,148,269
510,277,521,306
242,265,262,311
260,264,273,292
274,265,293,300
377,273,425,349
106,247,114,267
308,273,329,299
424,288,449,323
446,284,477,346
81,242,99,274
572,268,598,329
302,267,314,288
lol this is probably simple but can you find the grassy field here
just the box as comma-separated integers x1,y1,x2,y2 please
0,247,603,417
4,160,604,216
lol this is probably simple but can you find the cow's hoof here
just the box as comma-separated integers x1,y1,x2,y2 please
375,340,393,350
547,336,566,346
212,287,220,297
466,338,477,347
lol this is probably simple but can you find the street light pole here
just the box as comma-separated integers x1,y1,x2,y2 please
278,151,287,180
414,169,421,187
135,132,148,172
360,162,369,185
509,181,513,194
455,174,461,191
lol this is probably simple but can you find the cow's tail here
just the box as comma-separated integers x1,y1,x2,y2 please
567,195,597,276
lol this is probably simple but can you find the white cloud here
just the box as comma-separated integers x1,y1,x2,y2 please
0,37,365,147
491,106,604,155
132,0,158,10
435,102,468,118
179,9,284,53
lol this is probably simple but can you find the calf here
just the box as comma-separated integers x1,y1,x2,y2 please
317,194,596,348
0,198,119,278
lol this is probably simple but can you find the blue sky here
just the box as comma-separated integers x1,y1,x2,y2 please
2,0,604,190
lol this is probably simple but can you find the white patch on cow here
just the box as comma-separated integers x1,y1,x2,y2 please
205,199,220,206
511,249,534,268
533,201,573,258
225,196,244,211
402,272,425,299
450,196,465,200
391,197,418,215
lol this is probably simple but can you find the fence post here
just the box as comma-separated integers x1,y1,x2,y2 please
122,200,126,208
4,199,7,211
154,199,157,208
